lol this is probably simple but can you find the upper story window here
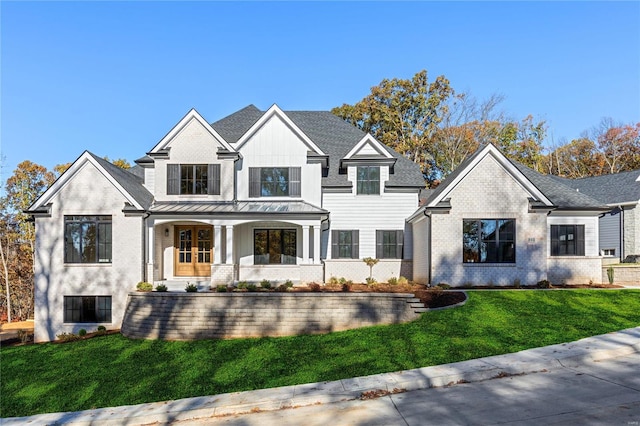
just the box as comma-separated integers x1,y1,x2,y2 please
64,216,112,264
463,219,515,263
249,167,301,197
551,225,585,256
357,166,380,195
167,164,221,195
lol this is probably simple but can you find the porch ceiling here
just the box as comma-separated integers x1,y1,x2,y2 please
149,201,328,215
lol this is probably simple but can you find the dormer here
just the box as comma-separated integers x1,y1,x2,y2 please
341,134,397,195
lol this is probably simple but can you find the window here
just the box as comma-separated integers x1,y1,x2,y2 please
254,229,297,264
64,296,112,323
357,166,380,195
249,167,301,197
331,230,359,259
376,230,403,259
551,225,585,256
167,164,221,195
602,248,616,256
64,216,112,263
463,219,515,263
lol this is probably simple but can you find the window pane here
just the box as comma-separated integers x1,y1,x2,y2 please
180,165,194,194
357,166,380,195
260,168,289,196
254,230,268,264
463,219,515,263
463,220,480,262
64,216,112,264
194,165,208,194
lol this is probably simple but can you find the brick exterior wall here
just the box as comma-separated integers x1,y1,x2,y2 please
121,292,424,340
547,257,603,284
323,260,413,283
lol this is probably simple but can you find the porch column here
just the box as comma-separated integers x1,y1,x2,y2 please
214,225,222,264
302,225,310,264
312,225,320,264
147,220,155,264
225,226,234,264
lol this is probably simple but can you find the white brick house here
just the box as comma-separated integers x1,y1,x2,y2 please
27,104,425,341
408,144,609,287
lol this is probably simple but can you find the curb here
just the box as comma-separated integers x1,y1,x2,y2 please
3,326,640,425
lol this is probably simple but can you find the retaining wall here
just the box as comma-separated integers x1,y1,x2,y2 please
602,265,640,286
121,292,426,340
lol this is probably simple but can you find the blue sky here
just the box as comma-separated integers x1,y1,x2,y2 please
1,1,639,183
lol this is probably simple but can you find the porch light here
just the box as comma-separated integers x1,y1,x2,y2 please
165,228,169,237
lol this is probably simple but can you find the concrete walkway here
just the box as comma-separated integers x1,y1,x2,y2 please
3,326,640,425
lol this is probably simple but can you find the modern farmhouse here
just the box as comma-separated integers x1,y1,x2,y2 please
28,105,612,342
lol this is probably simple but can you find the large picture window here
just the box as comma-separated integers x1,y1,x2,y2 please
331,230,359,259
357,166,380,195
551,225,585,256
463,219,515,263
64,216,112,263
376,230,404,259
254,229,297,264
167,164,221,195
249,167,301,197
64,296,112,323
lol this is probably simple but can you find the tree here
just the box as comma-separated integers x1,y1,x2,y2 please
332,70,454,182
594,120,640,174
543,138,604,178
0,161,55,322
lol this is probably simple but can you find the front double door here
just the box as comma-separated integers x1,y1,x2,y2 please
174,225,213,277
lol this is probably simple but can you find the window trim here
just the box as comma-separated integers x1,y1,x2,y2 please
550,224,585,256
463,219,516,264
356,166,380,195
331,230,359,259
64,216,112,264
63,295,112,323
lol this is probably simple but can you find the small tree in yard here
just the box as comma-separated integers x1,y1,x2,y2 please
363,257,379,282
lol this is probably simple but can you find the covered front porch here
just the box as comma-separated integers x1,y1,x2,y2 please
144,202,328,287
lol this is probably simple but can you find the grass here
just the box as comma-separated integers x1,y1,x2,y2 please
2,290,640,418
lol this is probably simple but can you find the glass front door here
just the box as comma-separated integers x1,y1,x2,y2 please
174,225,213,276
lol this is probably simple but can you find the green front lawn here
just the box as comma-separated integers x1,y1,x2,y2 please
2,290,640,418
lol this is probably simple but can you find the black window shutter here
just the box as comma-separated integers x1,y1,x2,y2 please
352,230,359,259
208,164,221,195
290,167,301,197
167,164,179,195
376,230,383,259
249,168,260,197
331,230,339,259
396,230,404,259
576,225,585,256
550,225,559,256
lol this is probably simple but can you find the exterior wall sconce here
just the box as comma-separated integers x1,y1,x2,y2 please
165,228,169,237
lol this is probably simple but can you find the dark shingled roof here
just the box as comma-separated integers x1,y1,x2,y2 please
423,145,608,211
88,152,154,209
562,170,640,205
211,106,425,188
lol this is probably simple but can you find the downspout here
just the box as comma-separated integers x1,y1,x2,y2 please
320,216,330,284
142,212,150,282
620,206,625,260
423,208,432,286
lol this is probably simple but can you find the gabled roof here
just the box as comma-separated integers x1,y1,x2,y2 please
564,169,640,205
148,108,235,155
211,106,425,189
28,151,153,213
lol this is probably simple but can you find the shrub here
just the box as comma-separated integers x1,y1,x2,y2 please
155,284,168,292
247,283,258,292
78,328,87,337
237,281,248,289
328,276,339,285
388,277,398,285
185,283,198,292
363,257,379,282
437,283,451,289
284,280,294,288
17,329,30,343
607,267,615,285
398,276,409,285
536,279,552,289
216,285,227,292
275,284,289,292
260,279,271,289
341,282,352,292
56,332,80,342
338,277,347,285
365,277,377,285
308,282,321,292
513,278,521,289
96,325,107,335
136,281,153,292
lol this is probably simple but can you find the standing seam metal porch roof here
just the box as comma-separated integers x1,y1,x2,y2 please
149,201,328,215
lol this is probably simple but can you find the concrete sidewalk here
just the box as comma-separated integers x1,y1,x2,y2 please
4,326,640,426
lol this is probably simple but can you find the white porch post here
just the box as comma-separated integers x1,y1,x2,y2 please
225,226,234,264
302,225,310,264
214,225,222,264
146,219,155,282
312,225,320,264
